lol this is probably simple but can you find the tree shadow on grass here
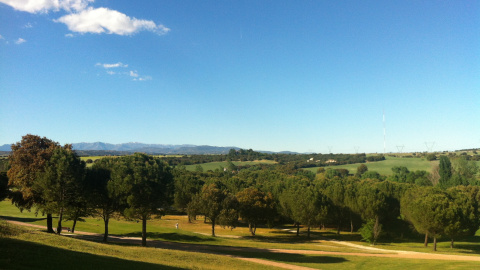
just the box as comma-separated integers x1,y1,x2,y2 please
0,215,47,223
119,232,218,243
219,250,348,265
241,233,316,244
0,237,185,270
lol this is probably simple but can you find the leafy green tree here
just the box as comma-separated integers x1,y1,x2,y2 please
7,134,60,233
355,164,368,177
86,158,125,242
173,169,204,216
195,183,238,237
323,180,350,234
439,156,452,188
236,187,276,236
361,171,383,181
452,157,479,185
388,166,410,183
444,187,480,248
112,153,174,246
35,146,86,234
401,187,451,251
359,218,382,245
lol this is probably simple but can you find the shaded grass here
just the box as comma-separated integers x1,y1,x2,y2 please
0,229,278,270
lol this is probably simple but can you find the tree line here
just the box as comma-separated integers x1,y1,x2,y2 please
3,134,480,251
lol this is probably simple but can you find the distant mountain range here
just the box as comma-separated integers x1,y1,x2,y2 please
0,142,244,155
0,142,297,155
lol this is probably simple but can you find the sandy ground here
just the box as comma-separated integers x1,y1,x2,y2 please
6,220,480,270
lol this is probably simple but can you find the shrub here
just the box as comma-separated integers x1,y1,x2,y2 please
0,219,24,237
359,218,382,245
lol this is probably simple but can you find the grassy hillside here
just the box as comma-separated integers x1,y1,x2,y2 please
304,156,439,175
184,160,277,172
2,200,480,269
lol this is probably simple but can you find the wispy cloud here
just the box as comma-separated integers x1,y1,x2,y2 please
0,0,170,36
55,7,169,36
95,62,151,81
0,0,92,13
24,23,33,28
15,38,26,44
96,62,128,69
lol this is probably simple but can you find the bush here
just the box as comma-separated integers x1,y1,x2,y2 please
359,218,382,245
426,154,437,161
0,219,24,237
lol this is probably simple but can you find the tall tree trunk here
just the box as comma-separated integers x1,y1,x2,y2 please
450,238,454,249
296,223,300,236
56,209,63,234
142,216,147,247
72,217,77,233
424,232,428,247
253,223,256,236
307,226,311,239
350,219,354,233
337,221,341,235
211,218,216,237
433,236,437,251
103,216,109,242
47,213,55,233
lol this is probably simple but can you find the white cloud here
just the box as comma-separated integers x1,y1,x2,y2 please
24,22,33,28
65,33,74,37
0,34,4,39
95,62,151,81
55,7,170,36
96,62,128,69
129,70,139,77
0,0,92,13
15,38,26,44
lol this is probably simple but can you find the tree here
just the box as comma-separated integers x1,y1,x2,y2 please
7,134,59,233
350,181,387,245
443,187,480,248
236,187,276,236
112,153,174,246
401,187,451,251
173,169,204,220
359,218,382,245
280,183,329,238
0,172,9,201
195,183,238,237
34,146,86,234
85,158,124,242
438,156,452,188
355,164,368,177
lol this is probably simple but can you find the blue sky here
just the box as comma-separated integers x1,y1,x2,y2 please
1,0,479,153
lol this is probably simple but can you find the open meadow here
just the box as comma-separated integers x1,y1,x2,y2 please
304,156,439,176
2,200,480,269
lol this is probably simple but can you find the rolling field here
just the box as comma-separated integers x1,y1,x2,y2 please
184,160,277,172
2,200,480,269
304,156,439,176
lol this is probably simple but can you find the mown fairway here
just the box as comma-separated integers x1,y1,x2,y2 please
2,200,480,269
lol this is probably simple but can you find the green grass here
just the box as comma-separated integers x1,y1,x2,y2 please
0,228,278,270
304,156,439,176
3,200,480,269
185,160,277,172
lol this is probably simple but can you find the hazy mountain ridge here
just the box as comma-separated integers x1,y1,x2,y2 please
0,142,288,155
72,142,241,155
